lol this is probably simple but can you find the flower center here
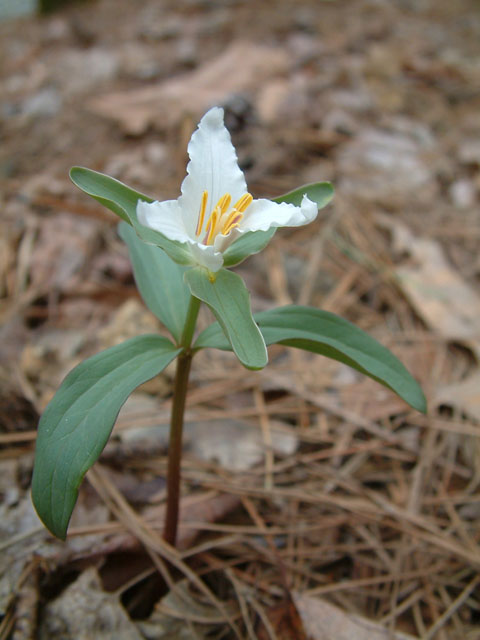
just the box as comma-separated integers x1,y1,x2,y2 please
195,190,253,245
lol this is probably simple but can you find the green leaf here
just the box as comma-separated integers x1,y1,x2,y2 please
70,167,194,266
185,268,267,370
118,222,190,343
31,335,182,539
194,306,426,413
273,182,334,209
222,228,277,268
70,166,153,224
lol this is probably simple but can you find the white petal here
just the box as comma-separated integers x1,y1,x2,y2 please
137,200,189,243
137,199,224,270
213,230,236,254
178,107,248,237
240,194,318,232
189,242,224,272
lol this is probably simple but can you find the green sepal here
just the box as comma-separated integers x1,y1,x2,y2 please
222,228,276,267
184,268,267,370
118,222,190,343
69,167,194,266
194,305,426,413
273,182,334,209
31,335,182,539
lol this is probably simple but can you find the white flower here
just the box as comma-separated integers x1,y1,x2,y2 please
137,107,318,272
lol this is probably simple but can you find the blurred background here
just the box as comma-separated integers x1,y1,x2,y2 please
1,1,480,638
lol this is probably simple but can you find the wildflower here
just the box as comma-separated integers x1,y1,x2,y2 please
137,107,318,272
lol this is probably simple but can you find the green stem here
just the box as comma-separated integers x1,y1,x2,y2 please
163,295,200,546
163,352,192,546
180,295,201,348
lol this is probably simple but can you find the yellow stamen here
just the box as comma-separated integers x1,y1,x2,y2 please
197,191,253,244
216,193,232,215
205,209,218,245
204,208,218,242
221,211,243,235
195,190,208,236
204,195,230,239
223,220,240,235
232,193,253,213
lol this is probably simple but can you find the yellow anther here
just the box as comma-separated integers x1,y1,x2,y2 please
199,191,252,244
232,193,253,213
195,190,208,236
204,194,230,241
204,208,218,242
221,211,243,235
205,209,218,245
216,193,232,215
223,220,241,236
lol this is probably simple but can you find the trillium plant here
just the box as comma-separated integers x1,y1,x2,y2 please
31,107,426,544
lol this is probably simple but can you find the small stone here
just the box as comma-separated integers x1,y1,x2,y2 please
449,179,476,209
288,33,322,64
58,48,119,95
458,139,480,166
21,87,62,118
145,142,168,166
140,15,182,40
322,108,357,136
42,16,70,42
257,80,290,124
338,124,437,205
176,37,197,67
329,88,373,113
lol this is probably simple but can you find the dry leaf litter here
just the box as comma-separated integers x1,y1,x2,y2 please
1,0,480,638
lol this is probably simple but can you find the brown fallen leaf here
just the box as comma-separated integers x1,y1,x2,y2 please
39,567,143,640
28,213,100,293
293,593,418,640
114,491,241,553
87,41,288,134
436,371,480,422
186,419,298,472
76,482,241,559
385,218,480,359
0,492,111,618
139,578,236,639
338,126,437,207
257,597,310,640
97,299,161,349
11,560,40,640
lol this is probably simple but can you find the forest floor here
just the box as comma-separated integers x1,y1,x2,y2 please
1,0,480,638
